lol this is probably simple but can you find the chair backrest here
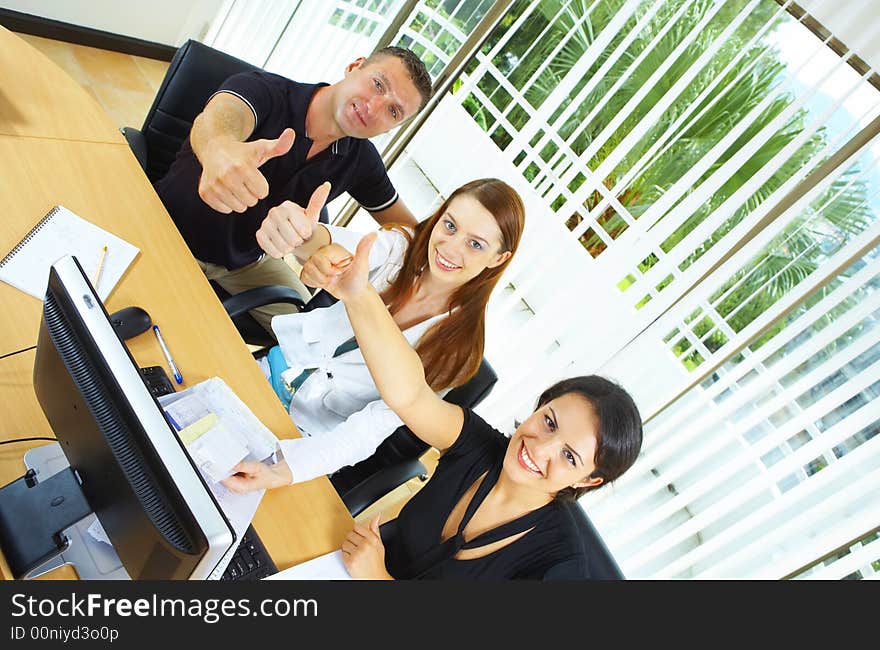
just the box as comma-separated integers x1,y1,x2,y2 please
569,504,625,579
140,39,260,183
443,358,498,413
302,288,339,312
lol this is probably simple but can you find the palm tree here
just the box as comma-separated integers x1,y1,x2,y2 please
448,0,873,368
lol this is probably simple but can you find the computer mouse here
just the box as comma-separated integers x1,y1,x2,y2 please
109,306,152,340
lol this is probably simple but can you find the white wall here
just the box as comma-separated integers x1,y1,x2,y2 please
799,0,880,74
9,1,875,70
3,0,229,46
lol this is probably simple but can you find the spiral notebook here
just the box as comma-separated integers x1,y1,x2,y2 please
0,205,139,300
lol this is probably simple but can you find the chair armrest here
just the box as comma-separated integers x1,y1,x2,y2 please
221,285,306,319
304,288,338,310
339,459,428,518
120,127,148,171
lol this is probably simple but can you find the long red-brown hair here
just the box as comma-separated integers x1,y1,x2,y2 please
380,178,525,391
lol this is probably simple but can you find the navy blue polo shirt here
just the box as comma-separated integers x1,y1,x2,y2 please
154,71,398,269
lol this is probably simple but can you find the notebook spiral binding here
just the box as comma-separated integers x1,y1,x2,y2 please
0,206,60,267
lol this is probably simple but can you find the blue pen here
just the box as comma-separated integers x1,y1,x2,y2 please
153,324,183,384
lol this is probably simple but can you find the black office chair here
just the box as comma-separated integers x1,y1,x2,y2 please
221,283,333,350
122,39,261,183
567,505,625,579
330,358,498,517
122,39,325,347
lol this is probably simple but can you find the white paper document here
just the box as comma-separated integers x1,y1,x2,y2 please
188,421,249,483
158,377,279,481
87,518,111,546
263,550,351,580
161,392,213,431
205,480,264,577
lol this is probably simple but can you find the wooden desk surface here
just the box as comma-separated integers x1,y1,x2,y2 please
0,30,353,580
0,26,125,144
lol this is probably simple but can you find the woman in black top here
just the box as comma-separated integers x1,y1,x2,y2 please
303,233,641,579
380,387,639,579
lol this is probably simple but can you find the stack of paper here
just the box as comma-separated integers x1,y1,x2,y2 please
158,377,279,482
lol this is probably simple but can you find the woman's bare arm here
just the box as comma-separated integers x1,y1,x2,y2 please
327,235,464,452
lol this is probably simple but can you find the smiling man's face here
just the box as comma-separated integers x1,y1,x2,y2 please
328,54,423,139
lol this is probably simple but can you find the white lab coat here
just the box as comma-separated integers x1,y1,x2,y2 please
270,225,448,483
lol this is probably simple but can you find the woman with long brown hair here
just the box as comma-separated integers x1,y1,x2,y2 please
224,178,525,491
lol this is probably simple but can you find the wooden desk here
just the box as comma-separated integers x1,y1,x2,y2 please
0,26,124,144
0,27,353,580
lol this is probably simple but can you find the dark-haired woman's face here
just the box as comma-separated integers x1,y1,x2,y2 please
502,393,604,497
425,194,511,289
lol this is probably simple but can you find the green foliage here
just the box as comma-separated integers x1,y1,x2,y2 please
389,0,877,373
456,0,876,370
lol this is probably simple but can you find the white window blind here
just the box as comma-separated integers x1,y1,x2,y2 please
594,225,880,578
206,0,409,82
454,1,880,428
391,0,880,579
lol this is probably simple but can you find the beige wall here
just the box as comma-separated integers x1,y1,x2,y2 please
7,1,878,66
3,0,227,46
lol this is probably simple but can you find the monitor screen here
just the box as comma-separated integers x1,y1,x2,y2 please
30,255,233,579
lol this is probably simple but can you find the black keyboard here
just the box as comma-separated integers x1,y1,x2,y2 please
221,524,277,581
140,365,176,397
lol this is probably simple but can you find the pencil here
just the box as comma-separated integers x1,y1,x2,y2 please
93,245,108,288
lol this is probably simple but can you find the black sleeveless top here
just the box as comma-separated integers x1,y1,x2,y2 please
382,409,592,580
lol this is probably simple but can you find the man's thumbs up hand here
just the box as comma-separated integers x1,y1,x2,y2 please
197,128,296,214
251,128,295,167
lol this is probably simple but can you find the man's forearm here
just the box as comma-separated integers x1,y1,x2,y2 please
291,224,333,263
190,94,255,163
371,200,418,227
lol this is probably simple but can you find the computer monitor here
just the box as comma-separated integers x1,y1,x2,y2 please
0,255,233,579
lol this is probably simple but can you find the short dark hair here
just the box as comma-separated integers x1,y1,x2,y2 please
535,376,643,501
365,46,432,112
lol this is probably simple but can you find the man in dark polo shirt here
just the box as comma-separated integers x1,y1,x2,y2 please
155,46,431,332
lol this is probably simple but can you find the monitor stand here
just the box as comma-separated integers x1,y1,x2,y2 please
23,443,130,580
